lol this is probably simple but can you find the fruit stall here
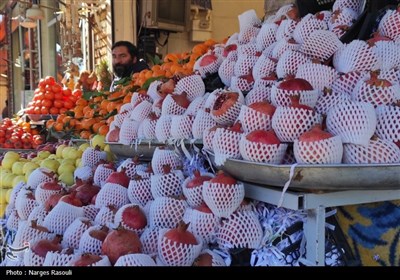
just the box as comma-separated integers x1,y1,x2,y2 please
1,0,400,267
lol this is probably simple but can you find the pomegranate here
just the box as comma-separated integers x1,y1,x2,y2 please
193,252,213,266
30,219,50,233
171,91,190,108
289,95,313,110
40,178,63,191
72,254,102,266
365,71,392,88
59,191,83,207
299,124,333,142
194,203,213,214
286,5,299,21
227,121,243,133
31,236,62,258
186,170,212,189
248,101,276,117
120,205,147,230
199,53,218,67
106,127,120,142
246,129,281,146
238,73,254,84
163,221,198,245
68,178,88,193
223,44,237,57
105,168,130,188
262,73,278,82
101,226,142,265
44,191,66,211
76,182,100,206
209,170,237,185
367,32,392,47
212,91,239,117
278,78,314,91
158,78,176,97
89,225,109,242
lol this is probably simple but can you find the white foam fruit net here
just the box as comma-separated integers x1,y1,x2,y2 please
193,52,223,79
158,227,203,266
375,105,400,144
255,22,277,52
15,190,38,220
315,89,351,115
114,204,147,234
150,170,184,198
238,25,261,44
117,159,146,180
196,249,227,266
114,253,156,266
245,79,274,105
23,246,48,266
331,71,365,96
78,225,107,255
272,107,323,142
271,86,320,108
276,49,311,79
161,94,187,116
26,168,54,190
129,100,152,123
203,88,223,110
230,76,255,93
119,103,134,114
170,115,194,140
151,147,182,175
138,117,158,140
43,201,84,235
43,251,75,266
271,39,300,60
351,75,398,107
6,210,20,231
93,164,115,188
202,181,245,218
128,177,153,206
81,148,107,168
343,138,400,164
62,217,93,250
293,13,328,44
212,127,243,165
183,208,220,244
238,105,273,133
300,30,343,62
326,100,377,146
239,134,288,164
74,166,94,182
202,127,218,151
218,58,236,87
378,8,400,40
182,172,214,208
294,135,343,164
27,205,48,226
275,19,297,42
296,63,339,91
372,41,400,71
94,182,129,209
216,210,263,250
155,115,172,142
192,109,218,140
131,91,151,107
83,205,100,221
149,197,187,229
333,40,379,74
69,254,111,266
35,184,62,205
185,96,205,116
94,206,116,226
237,42,258,56
234,55,259,77
333,0,366,16
252,54,277,81
211,91,244,126
174,74,205,101
119,118,140,145
12,220,55,249
140,226,160,256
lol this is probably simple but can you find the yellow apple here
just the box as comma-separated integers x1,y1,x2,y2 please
22,162,39,174
91,134,106,150
38,150,52,159
11,161,25,176
12,175,26,187
58,163,75,175
78,142,90,152
59,171,74,186
40,159,60,173
56,144,67,158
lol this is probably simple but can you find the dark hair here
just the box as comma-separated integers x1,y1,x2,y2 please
112,41,139,58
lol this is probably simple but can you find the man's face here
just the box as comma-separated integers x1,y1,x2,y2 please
112,46,136,78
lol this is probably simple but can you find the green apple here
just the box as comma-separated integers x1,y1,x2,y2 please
78,142,90,152
38,151,52,159
1,173,16,189
4,151,20,161
2,157,19,170
12,175,26,187
91,134,106,150
75,158,82,167
58,163,76,175
5,188,13,203
11,161,25,176
56,144,67,158
0,189,7,204
40,159,60,173
61,158,76,166
59,171,74,186
23,162,39,174
64,148,83,160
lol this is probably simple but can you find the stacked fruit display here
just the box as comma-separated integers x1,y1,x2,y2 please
0,118,43,149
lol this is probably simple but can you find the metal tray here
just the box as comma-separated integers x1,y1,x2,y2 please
107,140,203,161
205,151,400,191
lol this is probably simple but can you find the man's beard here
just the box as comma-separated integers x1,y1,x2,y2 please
113,63,134,78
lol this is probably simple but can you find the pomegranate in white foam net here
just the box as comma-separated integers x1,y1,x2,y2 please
76,182,100,206
186,170,213,189
105,168,130,188
31,236,62,258
72,253,103,266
